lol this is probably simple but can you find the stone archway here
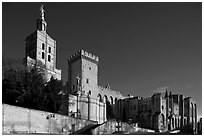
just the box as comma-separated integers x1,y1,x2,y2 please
110,96,113,105
115,98,118,103
97,94,103,123
114,98,118,118
106,95,114,120
104,95,109,120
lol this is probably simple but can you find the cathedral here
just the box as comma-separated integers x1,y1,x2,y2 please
25,5,198,133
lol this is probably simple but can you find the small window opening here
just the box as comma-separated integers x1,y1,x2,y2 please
86,78,89,84
42,52,44,59
49,47,51,53
48,55,51,62
42,43,45,50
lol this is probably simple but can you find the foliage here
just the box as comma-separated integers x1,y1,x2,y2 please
2,57,46,109
44,76,63,113
2,57,64,113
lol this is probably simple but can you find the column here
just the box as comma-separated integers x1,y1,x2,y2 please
104,103,106,122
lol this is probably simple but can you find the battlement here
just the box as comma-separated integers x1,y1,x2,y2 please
152,92,162,97
97,85,123,96
68,49,99,63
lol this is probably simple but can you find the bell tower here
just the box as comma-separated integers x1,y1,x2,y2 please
25,5,61,81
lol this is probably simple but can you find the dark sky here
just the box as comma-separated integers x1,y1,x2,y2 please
2,2,202,118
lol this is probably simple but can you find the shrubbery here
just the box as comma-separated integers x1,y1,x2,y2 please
2,57,64,114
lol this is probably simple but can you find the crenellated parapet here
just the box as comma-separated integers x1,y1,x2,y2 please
98,85,123,97
68,49,99,63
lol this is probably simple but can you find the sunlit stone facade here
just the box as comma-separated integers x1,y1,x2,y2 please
25,5,61,81
25,6,198,133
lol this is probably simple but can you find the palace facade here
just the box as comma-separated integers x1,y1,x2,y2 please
25,5,198,133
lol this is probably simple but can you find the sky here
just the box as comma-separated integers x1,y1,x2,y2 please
2,2,202,118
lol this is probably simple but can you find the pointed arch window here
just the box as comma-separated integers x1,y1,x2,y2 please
42,52,45,59
48,55,51,62
86,78,89,84
49,47,51,53
42,43,45,50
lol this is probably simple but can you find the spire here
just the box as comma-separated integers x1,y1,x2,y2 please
165,89,168,98
40,5,45,20
37,5,47,32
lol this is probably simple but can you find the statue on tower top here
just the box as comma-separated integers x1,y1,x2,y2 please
40,4,45,20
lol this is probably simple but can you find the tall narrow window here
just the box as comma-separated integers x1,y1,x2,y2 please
49,47,51,53
42,52,44,59
43,24,46,31
42,43,45,50
48,55,51,62
86,78,89,84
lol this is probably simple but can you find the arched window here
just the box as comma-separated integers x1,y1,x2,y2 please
104,95,108,104
49,47,51,53
110,96,113,105
42,52,44,59
48,55,51,62
42,43,45,50
98,94,103,102
115,98,118,103
86,78,89,84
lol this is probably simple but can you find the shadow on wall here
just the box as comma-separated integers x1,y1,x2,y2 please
180,124,195,134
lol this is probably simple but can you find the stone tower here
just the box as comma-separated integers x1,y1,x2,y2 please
68,50,99,120
25,5,61,81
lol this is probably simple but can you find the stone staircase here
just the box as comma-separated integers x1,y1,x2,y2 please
70,123,102,135
71,119,136,135
92,120,136,135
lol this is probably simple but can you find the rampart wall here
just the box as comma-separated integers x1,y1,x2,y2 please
2,104,97,134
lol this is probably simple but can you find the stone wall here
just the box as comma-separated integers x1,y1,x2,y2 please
2,104,97,134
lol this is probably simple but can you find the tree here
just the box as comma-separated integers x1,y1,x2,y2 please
44,76,63,113
2,57,46,110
